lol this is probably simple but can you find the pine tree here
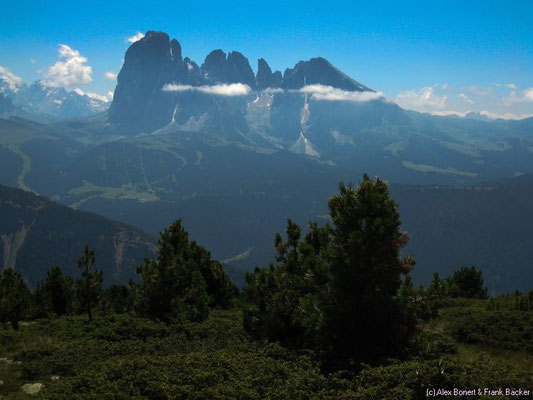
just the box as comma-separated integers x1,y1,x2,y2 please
0,268,31,330
446,266,487,299
244,175,416,364
76,245,103,321
323,175,415,363
243,220,330,348
137,219,237,322
34,266,74,317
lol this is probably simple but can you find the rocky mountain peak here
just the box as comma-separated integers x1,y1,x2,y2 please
170,39,182,63
283,57,372,92
201,50,228,82
108,30,374,132
200,50,255,86
256,58,282,89
226,51,255,86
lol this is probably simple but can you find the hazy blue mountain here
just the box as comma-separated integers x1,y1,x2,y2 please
12,81,109,119
108,31,375,135
0,94,15,114
0,184,156,287
464,111,491,121
281,57,372,91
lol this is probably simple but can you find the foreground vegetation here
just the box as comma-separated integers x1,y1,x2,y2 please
1,175,532,398
0,299,532,399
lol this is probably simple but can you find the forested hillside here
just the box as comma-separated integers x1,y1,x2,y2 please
0,185,156,286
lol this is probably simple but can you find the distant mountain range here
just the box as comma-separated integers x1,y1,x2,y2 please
0,79,108,121
1,30,532,293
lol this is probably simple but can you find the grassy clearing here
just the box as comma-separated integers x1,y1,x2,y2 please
0,123,38,192
68,180,159,204
402,161,479,177
454,343,533,371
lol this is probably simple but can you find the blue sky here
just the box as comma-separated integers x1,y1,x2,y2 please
1,0,532,118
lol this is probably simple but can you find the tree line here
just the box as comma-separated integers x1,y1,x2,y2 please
0,220,237,330
1,175,529,367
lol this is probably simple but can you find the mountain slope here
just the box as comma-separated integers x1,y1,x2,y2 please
392,175,533,294
0,185,156,287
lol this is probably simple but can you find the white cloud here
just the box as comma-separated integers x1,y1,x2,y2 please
430,110,533,120
162,83,252,96
393,83,531,119
466,85,493,96
104,71,117,80
0,65,24,92
299,84,384,102
163,83,382,100
480,110,533,120
107,91,114,100
30,58,37,65
43,44,92,87
261,87,284,94
502,88,533,106
73,88,112,103
431,110,469,117
127,32,145,43
458,93,474,104
395,86,447,110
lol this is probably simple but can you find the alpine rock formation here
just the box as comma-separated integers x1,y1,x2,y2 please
107,31,385,158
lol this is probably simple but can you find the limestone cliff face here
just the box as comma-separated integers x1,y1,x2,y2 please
2,224,30,269
108,31,200,132
256,58,282,90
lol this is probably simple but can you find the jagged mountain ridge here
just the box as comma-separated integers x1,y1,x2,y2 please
1,71,109,121
14,81,108,118
108,30,373,134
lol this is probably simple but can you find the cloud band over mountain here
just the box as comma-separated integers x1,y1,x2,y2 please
162,83,252,96
161,82,384,102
